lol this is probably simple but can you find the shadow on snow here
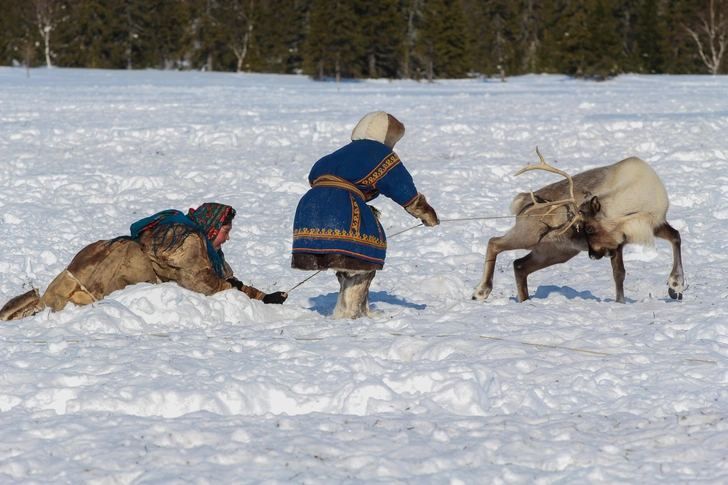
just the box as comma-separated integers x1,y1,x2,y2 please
308,290,427,316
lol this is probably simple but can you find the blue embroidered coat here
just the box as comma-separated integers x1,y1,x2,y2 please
292,139,419,265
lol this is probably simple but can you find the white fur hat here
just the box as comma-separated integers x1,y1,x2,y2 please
351,111,390,143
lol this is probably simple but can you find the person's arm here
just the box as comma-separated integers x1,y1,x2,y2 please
226,276,265,300
368,153,439,226
404,193,439,226
150,232,232,295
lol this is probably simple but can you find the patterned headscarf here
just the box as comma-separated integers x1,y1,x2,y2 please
187,203,235,242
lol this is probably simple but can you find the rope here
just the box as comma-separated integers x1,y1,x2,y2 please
287,270,323,293
286,212,566,293
287,221,426,293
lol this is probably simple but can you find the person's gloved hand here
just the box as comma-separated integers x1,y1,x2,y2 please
227,278,244,291
263,291,288,304
405,193,439,227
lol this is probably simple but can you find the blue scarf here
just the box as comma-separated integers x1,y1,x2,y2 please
130,210,226,278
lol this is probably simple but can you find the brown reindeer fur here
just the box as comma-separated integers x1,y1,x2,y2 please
473,155,684,303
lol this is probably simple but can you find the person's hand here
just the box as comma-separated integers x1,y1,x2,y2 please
227,278,244,291
263,291,288,304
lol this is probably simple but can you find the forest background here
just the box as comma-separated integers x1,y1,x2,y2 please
1,0,727,81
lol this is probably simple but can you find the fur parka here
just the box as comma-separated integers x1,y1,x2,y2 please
1,221,265,321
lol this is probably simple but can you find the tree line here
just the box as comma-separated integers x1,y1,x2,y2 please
1,0,727,80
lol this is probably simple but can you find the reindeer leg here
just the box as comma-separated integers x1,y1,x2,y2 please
472,236,508,301
333,270,376,319
610,245,626,303
654,222,683,300
514,246,580,302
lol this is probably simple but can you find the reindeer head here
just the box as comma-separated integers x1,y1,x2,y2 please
578,195,624,260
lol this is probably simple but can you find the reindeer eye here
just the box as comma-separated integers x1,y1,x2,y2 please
585,226,596,235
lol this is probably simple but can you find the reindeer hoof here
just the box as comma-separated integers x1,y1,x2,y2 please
472,292,488,302
668,288,683,300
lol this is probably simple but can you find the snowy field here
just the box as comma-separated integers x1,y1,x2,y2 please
1,67,727,484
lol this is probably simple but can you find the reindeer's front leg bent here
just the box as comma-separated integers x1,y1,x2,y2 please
472,236,507,301
655,222,683,300
610,245,626,303
514,246,580,302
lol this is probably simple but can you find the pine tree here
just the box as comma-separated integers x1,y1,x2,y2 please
535,0,567,73
254,0,310,74
303,0,362,81
216,0,257,72
402,0,424,79
0,1,38,67
634,0,666,73
557,0,592,76
417,0,472,80
584,0,623,79
147,0,189,69
181,0,228,71
55,0,110,68
355,0,406,78
660,0,698,73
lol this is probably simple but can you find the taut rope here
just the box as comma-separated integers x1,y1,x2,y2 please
287,213,531,293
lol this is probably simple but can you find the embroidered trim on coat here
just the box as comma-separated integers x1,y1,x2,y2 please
357,153,401,187
292,227,386,249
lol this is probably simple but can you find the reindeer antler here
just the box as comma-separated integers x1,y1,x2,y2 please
515,147,581,236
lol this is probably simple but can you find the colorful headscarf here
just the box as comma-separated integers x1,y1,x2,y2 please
187,203,235,241
128,203,235,279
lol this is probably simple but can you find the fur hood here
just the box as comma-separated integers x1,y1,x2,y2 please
351,111,405,149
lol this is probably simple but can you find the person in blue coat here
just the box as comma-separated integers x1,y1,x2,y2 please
292,111,439,319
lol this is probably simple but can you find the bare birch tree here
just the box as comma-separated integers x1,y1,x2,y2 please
228,0,255,73
34,0,65,68
685,0,728,74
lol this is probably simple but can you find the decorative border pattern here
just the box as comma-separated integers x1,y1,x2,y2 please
357,153,400,187
292,227,386,249
350,194,360,235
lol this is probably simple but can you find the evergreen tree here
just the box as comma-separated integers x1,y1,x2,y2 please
417,0,472,80
0,1,37,67
355,0,406,78
584,0,623,79
401,0,424,79
303,0,362,80
147,0,189,69
463,0,519,78
535,0,567,73
55,0,111,68
254,0,310,74
182,0,228,71
519,0,541,74
111,0,155,69
634,0,666,73
557,0,592,77
662,0,702,73
217,0,257,72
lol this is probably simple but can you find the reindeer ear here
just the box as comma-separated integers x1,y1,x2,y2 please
590,196,601,214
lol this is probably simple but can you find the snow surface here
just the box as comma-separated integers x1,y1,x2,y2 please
1,67,727,484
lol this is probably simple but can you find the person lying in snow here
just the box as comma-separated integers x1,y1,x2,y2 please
0,202,287,321
291,111,439,319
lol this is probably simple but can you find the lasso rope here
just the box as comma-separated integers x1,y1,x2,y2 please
286,214,533,293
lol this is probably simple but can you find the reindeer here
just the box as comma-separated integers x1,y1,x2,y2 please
472,148,684,303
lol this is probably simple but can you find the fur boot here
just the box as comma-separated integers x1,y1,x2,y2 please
0,288,41,321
